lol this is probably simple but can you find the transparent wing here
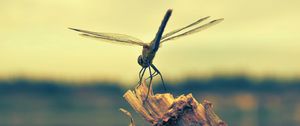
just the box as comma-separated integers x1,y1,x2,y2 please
161,16,210,40
69,28,147,46
160,18,224,43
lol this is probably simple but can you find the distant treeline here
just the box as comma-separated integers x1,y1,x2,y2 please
0,76,300,95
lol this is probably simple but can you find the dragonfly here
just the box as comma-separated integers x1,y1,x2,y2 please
69,9,223,98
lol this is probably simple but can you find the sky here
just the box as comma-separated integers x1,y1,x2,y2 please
0,0,300,84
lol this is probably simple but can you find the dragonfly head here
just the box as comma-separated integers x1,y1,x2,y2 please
138,55,143,67
138,55,150,68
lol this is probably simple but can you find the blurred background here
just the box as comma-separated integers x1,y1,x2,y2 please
1,0,300,126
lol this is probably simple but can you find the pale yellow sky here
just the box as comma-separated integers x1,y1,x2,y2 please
0,0,300,84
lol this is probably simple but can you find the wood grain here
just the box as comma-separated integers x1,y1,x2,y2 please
123,80,227,126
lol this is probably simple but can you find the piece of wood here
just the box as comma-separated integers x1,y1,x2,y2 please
120,108,136,126
123,80,227,126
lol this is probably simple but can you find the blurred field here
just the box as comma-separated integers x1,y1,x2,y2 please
0,76,300,126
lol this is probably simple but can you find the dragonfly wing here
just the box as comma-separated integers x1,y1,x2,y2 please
160,18,224,43
161,16,210,40
69,28,147,46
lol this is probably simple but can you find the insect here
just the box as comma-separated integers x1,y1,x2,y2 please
69,9,223,99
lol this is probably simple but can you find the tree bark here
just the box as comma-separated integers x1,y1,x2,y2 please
121,80,227,126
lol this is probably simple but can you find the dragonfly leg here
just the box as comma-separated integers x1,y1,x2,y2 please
144,66,153,103
145,70,158,80
138,67,144,80
151,64,167,91
137,68,146,87
136,67,156,88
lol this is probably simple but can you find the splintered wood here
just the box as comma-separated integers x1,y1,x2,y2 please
123,80,227,126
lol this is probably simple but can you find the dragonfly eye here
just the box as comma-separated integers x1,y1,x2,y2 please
138,55,143,65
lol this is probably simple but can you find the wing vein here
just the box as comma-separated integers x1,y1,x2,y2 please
69,28,147,46
161,16,210,40
160,18,224,43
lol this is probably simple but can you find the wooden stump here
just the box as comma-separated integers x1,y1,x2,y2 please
121,80,227,126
